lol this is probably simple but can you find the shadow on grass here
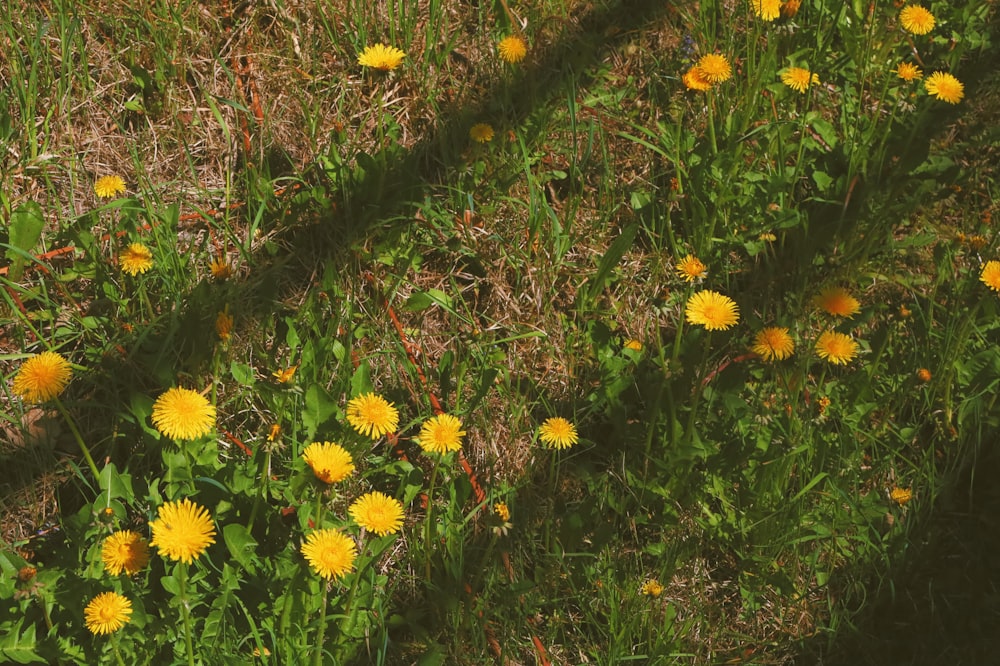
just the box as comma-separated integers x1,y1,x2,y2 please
798,442,1000,665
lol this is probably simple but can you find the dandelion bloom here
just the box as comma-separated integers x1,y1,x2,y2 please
149,498,216,563
101,531,150,576
685,290,740,331
209,256,232,280
272,365,297,383
215,310,233,343
640,579,664,597
781,67,820,93
916,368,932,382
780,0,801,17
151,387,216,440
470,123,494,143
752,327,795,361
302,441,355,484
349,491,404,536
896,62,923,82
301,529,357,580
357,43,405,71
890,487,913,505
899,5,935,34
623,339,643,352
813,286,860,317
84,592,132,635
417,413,465,454
815,331,859,365
494,502,511,522
346,392,399,439
538,416,579,449
675,255,707,282
498,35,528,63
924,72,964,104
980,261,1000,291
94,175,126,199
682,66,713,91
696,54,732,84
12,351,72,403
752,0,781,21
119,243,153,276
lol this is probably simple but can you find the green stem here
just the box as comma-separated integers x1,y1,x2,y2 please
178,564,195,666
112,639,127,666
53,396,100,481
313,582,330,666
423,461,440,583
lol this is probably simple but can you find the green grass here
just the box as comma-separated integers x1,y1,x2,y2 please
1,0,999,663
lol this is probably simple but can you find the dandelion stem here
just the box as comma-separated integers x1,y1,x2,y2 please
53,396,100,482
424,461,440,583
178,563,196,666
112,639,127,666
313,582,330,666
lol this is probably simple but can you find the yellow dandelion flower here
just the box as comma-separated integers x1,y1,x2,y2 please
781,67,820,93
346,392,399,439
302,441,355,484
623,339,643,352
272,365,298,383
149,498,216,564
682,66,713,91
924,72,964,104
896,62,923,82
301,529,357,581
696,54,732,84
890,487,913,505
215,310,233,344
357,43,405,71
539,416,578,449
349,491,404,536
470,123,495,143
267,424,282,442
675,255,707,282
12,351,72,403
151,387,216,440
640,579,664,597
815,331,859,365
417,413,466,454
209,256,232,280
813,286,861,317
494,502,511,522
752,0,781,20
916,368,932,382
498,35,528,63
899,5,935,35
780,0,801,17
101,531,150,576
752,327,795,361
94,175,126,199
84,592,132,635
119,243,153,276
980,261,1000,291
685,290,740,331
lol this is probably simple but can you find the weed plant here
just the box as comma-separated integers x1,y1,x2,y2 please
0,0,997,663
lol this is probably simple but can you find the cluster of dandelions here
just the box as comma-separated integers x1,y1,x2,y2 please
896,4,963,103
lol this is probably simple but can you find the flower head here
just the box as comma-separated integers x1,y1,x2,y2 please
890,487,913,505
685,290,740,331
215,310,233,344
623,339,643,352
980,261,1000,291
209,256,233,280
84,592,132,635
417,413,466,454
752,0,781,21
119,243,153,276
12,351,72,403
924,72,964,104
470,123,495,143
346,393,399,439
813,286,860,317
349,491,404,536
781,0,801,17
815,331,859,365
696,54,732,84
301,529,357,580
752,327,795,361
675,255,707,282
916,368,932,382
899,5,935,34
538,417,578,449
149,498,216,563
498,35,528,63
151,387,216,440
302,442,355,484
896,62,923,82
272,365,297,383
781,67,820,93
94,175,126,199
682,66,713,91
357,43,405,71
101,531,150,575
640,579,664,597
494,502,511,522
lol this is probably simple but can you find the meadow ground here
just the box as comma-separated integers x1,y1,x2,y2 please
1,0,998,663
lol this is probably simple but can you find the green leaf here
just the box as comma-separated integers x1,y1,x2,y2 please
230,361,256,386
223,523,259,574
302,384,337,439
6,201,45,281
586,223,637,301
0,620,46,664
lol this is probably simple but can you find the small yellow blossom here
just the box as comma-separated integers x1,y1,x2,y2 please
94,175,126,199
498,36,528,63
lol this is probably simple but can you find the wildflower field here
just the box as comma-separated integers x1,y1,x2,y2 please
1,0,998,663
